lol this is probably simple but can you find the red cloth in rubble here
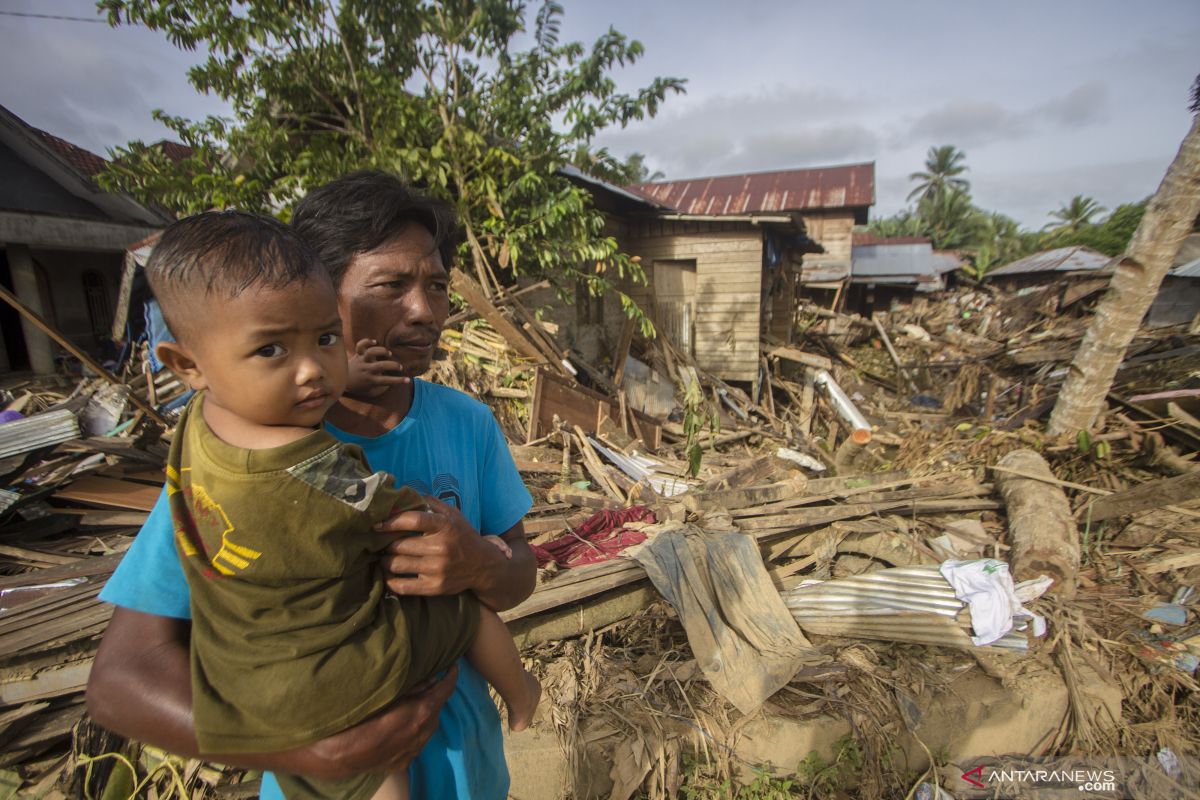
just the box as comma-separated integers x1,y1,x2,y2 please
530,505,657,569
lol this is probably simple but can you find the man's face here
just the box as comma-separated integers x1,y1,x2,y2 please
337,222,450,378
179,277,348,428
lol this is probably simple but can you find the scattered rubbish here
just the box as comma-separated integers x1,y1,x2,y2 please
1142,602,1189,626
775,447,827,472
3,233,1200,798
938,559,1046,645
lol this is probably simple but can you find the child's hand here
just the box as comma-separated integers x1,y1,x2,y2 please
484,536,513,559
345,338,408,399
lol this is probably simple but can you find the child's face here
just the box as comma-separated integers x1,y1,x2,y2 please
177,277,348,429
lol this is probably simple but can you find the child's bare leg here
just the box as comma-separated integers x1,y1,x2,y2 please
470,607,541,731
370,772,409,800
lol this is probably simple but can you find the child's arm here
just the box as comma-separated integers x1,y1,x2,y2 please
344,338,409,400
87,608,457,779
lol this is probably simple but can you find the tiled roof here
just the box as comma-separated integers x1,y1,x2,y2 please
152,139,194,163
34,128,108,178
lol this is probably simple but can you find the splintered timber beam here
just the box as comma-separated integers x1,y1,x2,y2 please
448,268,547,363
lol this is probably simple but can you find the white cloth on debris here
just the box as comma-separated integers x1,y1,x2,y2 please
938,559,1047,646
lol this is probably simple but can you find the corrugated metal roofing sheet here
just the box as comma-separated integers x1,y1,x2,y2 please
627,162,875,215
853,241,934,278
986,246,1112,277
1170,257,1200,279
932,251,963,274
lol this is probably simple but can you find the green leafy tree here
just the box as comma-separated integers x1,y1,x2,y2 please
916,187,986,250
906,144,970,203
866,209,924,239
97,0,684,329
573,148,663,184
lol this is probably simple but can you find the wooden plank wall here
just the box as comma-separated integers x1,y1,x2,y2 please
620,219,762,382
798,210,855,263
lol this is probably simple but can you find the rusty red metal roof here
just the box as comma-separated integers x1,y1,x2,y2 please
627,162,875,215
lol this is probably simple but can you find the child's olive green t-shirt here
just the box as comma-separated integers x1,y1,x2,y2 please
166,394,479,756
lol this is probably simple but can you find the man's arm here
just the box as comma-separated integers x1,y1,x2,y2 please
87,607,456,780
379,499,536,612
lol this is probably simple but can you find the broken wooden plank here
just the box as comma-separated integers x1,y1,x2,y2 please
741,498,1001,538
449,268,546,363
52,476,160,512
0,661,92,707
764,345,833,372
1088,471,1200,522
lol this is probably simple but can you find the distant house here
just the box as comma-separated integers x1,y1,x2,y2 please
844,233,962,313
1147,252,1200,329
0,105,172,374
984,246,1113,292
620,164,873,381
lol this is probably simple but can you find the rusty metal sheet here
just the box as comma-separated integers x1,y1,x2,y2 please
628,163,875,214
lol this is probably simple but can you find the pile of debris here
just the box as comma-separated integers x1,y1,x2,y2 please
1,263,1198,798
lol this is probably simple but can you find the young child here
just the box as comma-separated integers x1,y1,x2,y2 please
147,211,540,800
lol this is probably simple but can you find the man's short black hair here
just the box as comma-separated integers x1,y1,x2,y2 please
145,210,328,342
291,171,461,287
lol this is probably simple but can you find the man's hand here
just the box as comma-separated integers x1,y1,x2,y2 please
88,608,457,781
345,338,408,399
376,497,535,611
296,668,458,779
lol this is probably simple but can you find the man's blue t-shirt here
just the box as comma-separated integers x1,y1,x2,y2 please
100,380,533,800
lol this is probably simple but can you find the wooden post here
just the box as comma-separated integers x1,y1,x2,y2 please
611,314,638,388
872,313,918,394
0,284,168,427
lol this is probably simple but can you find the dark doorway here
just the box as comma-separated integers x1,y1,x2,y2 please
0,251,30,371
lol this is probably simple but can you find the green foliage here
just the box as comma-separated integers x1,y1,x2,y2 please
906,144,969,203
873,145,1145,278
1042,194,1107,235
677,737,864,799
574,147,664,184
96,0,684,320
680,372,717,477
1048,199,1147,256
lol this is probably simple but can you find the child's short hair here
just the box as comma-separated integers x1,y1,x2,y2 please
145,210,328,342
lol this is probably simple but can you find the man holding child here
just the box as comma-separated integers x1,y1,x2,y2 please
87,171,537,799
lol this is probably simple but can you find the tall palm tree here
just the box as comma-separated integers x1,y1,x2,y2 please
1049,105,1200,435
907,145,970,202
1044,195,1106,234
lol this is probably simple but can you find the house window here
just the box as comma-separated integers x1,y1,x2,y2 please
652,259,697,355
83,270,112,339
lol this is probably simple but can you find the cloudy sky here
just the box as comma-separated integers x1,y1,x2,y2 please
2,0,1196,228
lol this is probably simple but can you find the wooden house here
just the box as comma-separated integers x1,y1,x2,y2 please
843,233,963,314
0,105,170,374
617,164,875,382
